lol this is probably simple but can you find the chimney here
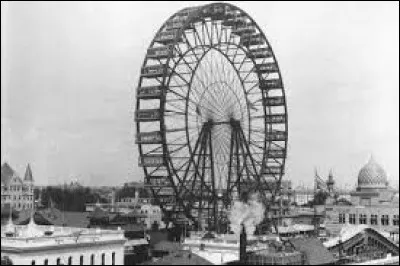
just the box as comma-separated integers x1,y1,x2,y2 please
111,189,116,213
240,223,247,264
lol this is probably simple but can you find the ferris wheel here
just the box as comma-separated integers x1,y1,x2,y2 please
135,2,288,230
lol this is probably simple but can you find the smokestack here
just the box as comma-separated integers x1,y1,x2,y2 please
240,223,247,263
111,188,116,213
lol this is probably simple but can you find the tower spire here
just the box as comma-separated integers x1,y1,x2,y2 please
328,169,334,183
24,164,34,182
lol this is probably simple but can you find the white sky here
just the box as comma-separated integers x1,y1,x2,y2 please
1,1,399,188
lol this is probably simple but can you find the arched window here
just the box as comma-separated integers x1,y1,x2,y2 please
112,252,116,265
68,256,72,265
56,258,61,265
31,260,35,265
80,255,84,265
102,253,105,265
44,259,49,265
90,254,95,265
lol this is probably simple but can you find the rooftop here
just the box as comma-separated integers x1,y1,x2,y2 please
142,251,213,265
323,224,395,248
1,220,126,251
289,237,336,265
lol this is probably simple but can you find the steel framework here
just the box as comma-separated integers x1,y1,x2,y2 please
135,2,288,231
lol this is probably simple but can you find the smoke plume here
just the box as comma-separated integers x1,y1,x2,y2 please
228,193,265,236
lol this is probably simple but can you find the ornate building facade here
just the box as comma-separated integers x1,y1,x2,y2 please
325,157,399,237
1,163,35,212
1,216,126,265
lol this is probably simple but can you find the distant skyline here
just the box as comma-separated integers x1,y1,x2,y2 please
1,2,399,188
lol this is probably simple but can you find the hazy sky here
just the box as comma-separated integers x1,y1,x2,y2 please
1,2,399,188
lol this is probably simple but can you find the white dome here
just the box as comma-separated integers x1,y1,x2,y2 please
357,157,388,189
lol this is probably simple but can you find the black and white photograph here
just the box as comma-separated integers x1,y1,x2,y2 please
1,1,399,265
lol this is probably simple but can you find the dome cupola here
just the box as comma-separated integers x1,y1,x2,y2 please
357,156,388,189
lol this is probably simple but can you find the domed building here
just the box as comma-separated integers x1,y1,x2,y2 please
350,156,397,206
324,156,399,239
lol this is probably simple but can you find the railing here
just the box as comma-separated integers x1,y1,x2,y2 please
346,255,399,265
1,225,126,248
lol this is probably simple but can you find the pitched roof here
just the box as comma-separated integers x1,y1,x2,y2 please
143,251,213,265
289,237,336,265
88,206,109,219
24,164,34,182
324,225,397,249
153,240,181,252
1,162,16,185
15,208,90,228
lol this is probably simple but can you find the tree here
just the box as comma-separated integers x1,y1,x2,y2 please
1,256,13,265
313,190,329,205
151,221,160,231
40,186,102,212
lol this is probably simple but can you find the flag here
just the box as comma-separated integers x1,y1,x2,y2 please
314,168,328,192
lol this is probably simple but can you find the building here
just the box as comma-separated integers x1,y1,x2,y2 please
139,204,163,229
323,224,399,263
1,163,35,212
292,187,315,206
324,157,399,237
288,237,336,265
85,187,163,230
292,171,351,207
1,215,126,265
182,232,272,265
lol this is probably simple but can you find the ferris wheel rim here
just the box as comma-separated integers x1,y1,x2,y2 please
135,2,288,225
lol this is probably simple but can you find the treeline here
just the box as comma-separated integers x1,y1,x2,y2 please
116,185,151,200
37,187,107,212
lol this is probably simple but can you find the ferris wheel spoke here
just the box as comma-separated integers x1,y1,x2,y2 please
137,3,287,229
172,71,191,86
210,20,216,45
193,27,208,54
203,21,212,46
182,31,200,62
218,22,225,45
173,49,195,73
167,102,199,118
141,145,163,156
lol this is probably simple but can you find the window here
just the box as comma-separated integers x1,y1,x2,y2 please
44,259,48,265
80,255,84,265
370,214,378,225
393,215,399,226
349,214,356,224
112,252,116,265
359,214,367,224
381,215,389,226
102,253,106,265
90,254,95,265
339,213,346,224
68,256,72,265
57,258,61,265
